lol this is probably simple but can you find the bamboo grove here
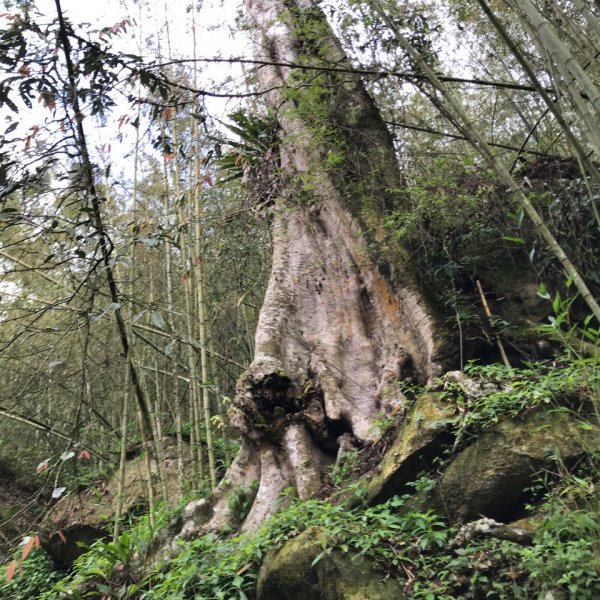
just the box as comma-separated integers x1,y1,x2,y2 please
0,0,599,546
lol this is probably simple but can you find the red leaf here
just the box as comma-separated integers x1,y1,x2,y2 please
202,174,213,187
163,153,175,161
163,107,173,120
77,450,91,460
56,531,67,544
5,560,17,582
118,115,129,129
21,537,34,560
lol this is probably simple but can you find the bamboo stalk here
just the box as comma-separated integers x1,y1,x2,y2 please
476,280,511,368
113,387,130,540
478,0,600,228
368,0,600,323
514,0,600,153
160,89,186,497
190,8,216,489
165,13,203,483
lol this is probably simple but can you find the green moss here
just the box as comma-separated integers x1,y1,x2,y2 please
363,393,455,503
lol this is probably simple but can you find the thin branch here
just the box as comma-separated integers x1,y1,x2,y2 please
385,120,560,158
0,404,110,462
150,56,557,95
54,0,154,437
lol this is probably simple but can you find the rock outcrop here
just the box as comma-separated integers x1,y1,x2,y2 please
257,527,406,600
362,393,455,504
435,404,599,522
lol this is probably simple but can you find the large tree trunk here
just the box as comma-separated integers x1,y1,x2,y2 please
178,0,448,538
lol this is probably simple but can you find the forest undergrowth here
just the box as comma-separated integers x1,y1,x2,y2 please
1,352,598,600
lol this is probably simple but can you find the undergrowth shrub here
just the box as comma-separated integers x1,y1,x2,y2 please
458,359,597,434
0,545,61,600
11,355,599,600
406,357,600,449
39,470,600,599
522,504,600,599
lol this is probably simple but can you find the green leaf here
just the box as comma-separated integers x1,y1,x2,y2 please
552,293,562,314
503,236,525,244
537,283,550,300
578,422,594,431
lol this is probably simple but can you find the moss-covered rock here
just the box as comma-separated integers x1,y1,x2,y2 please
436,406,599,522
256,527,405,600
362,393,455,504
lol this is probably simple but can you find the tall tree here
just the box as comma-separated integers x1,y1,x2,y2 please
178,0,448,536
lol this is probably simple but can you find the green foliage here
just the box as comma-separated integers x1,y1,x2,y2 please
40,503,175,600
132,484,600,599
327,449,359,487
132,493,457,600
522,508,600,599
0,545,61,600
442,359,598,439
32,456,600,600
389,160,504,252
368,411,396,437
537,279,600,356
228,481,259,526
519,470,600,600
212,111,279,185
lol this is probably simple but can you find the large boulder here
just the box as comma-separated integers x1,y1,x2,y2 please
362,393,455,504
436,405,600,522
257,527,405,600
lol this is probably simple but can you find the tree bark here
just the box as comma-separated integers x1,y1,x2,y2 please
177,0,447,537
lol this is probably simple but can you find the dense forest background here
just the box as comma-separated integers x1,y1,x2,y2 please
0,0,599,598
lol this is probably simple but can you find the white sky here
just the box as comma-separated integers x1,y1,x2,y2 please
1,0,250,187
5,1,229,217
2,0,473,189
